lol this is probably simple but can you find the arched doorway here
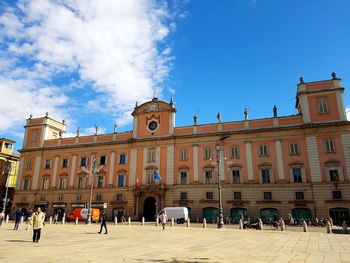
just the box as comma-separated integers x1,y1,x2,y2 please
330,207,350,226
230,207,248,223
143,197,156,221
260,208,279,223
292,208,312,221
202,207,218,223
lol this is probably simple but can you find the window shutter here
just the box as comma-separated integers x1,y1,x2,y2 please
117,155,120,164
125,155,128,164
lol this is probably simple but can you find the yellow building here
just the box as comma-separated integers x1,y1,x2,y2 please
0,138,20,213
13,74,350,225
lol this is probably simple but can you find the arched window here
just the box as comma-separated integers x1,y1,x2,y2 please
41,175,50,190
58,173,68,189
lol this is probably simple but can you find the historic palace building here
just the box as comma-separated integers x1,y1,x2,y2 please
13,73,350,224
0,138,20,214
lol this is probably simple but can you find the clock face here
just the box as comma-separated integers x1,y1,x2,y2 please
148,120,158,131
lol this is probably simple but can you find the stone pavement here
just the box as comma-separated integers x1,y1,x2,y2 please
1,222,350,263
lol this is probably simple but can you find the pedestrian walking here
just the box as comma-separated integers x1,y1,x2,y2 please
53,213,58,224
32,207,45,243
25,209,33,230
0,210,5,226
13,208,23,230
159,211,168,230
98,211,108,234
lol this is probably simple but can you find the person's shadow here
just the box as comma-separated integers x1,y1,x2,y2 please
5,240,33,243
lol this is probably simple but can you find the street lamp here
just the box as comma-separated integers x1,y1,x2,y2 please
216,144,225,229
81,153,103,224
1,163,13,214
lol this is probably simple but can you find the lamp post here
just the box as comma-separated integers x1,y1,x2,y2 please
81,153,103,224
216,144,225,229
1,163,13,214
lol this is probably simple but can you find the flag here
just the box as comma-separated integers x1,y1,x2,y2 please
154,171,162,180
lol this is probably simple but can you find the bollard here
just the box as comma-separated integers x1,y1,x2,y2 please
20,216,24,224
171,217,174,227
203,218,207,228
280,219,286,231
330,218,334,228
342,221,348,234
196,217,199,223
114,217,118,225
62,213,66,225
239,219,243,229
128,217,131,226
302,220,308,232
75,217,78,225
326,221,332,234
186,218,190,228
141,217,145,226
49,216,52,224
155,216,159,226
258,218,263,230
6,214,9,224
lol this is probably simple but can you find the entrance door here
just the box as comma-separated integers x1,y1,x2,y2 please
54,208,65,221
330,207,350,226
143,197,156,221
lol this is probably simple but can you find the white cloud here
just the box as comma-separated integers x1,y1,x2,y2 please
0,0,176,132
346,107,350,121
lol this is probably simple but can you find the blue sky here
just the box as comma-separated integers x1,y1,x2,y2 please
0,0,350,153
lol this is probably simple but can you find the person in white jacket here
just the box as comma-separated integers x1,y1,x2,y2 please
159,211,168,230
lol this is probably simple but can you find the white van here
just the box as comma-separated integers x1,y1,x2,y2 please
158,207,189,224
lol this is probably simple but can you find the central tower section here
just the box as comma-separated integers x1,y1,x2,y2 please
131,97,176,138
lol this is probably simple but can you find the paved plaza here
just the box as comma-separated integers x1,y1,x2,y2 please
1,222,350,263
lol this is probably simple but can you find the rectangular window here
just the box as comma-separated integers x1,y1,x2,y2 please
324,139,336,153
329,169,339,182
147,149,156,163
21,196,26,202
180,192,188,200
80,157,87,167
117,175,125,187
317,98,328,114
264,192,272,200
62,158,68,168
77,177,85,189
180,149,188,161
26,160,32,171
59,177,67,189
96,194,102,201
206,192,213,200
76,195,82,201
119,154,126,164
205,171,213,184
58,195,64,202
100,156,106,165
30,130,38,143
44,160,51,169
180,172,187,184
289,143,300,155
97,176,104,188
232,170,240,184
23,179,30,190
231,145,239,158
40,196,46,202
116,194,123,201
204,148,212,160
295,192,304,200
259,144,268,157
292,168,302,183
333,191,342,199
234,192,242,200
261,169,270,183
42,178,49,190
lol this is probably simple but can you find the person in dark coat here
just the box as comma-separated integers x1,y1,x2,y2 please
98,211,108,234
14,208,23,230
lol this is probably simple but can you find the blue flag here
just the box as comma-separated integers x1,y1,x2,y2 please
154,171,162,180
